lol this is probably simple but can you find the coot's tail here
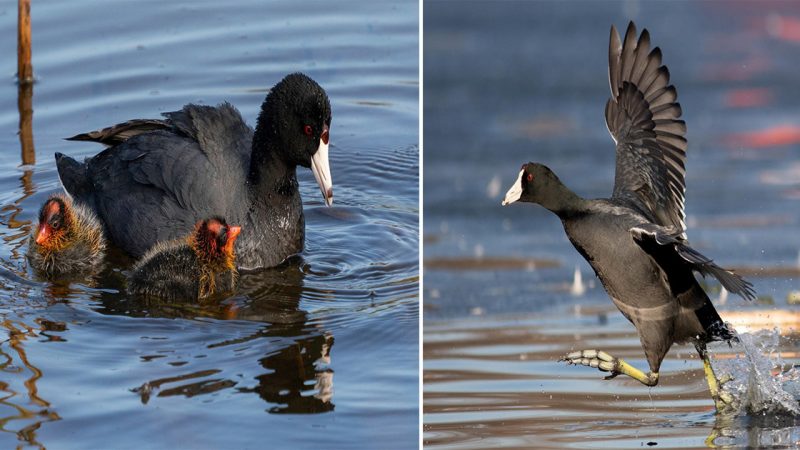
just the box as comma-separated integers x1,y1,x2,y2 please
696,298,738,344
55,152,91,200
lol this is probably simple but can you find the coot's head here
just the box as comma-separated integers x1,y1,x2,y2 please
193,217,242,269
501,163,560,206
256,73,333,206
34,195,73,249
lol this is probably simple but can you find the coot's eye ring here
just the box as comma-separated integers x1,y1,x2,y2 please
303,125,313,137
527,173,534,182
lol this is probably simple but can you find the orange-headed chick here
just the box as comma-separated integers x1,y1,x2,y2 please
27,194,106,278
127,217,241,300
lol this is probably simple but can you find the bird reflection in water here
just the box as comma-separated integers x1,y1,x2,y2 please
98,257,336,414
237,322,335,414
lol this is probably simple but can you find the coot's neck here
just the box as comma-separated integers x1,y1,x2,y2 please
247,129,299,203
539,178,587,219
234,124,305,270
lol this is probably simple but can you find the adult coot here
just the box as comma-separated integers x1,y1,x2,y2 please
502,22,755,412
56,73,332,270
127,217,241,300
27,194,106,278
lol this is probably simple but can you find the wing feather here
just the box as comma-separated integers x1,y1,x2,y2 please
66,104,254,257
630,224,756,301
605,22,688,234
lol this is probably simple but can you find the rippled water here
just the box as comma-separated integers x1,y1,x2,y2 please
425,1,800,448
0,0,418,448
425,313,800,449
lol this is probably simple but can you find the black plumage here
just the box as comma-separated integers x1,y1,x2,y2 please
57,73,332,270
502,22,754,409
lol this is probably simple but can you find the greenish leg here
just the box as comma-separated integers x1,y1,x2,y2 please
560,349,659,386
695,342,736,413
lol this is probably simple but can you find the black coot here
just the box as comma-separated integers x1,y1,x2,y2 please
57,73,332,270
502,22,755,412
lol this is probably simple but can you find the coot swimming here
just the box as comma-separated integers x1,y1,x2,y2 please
57,72,332,270
127,217,241,301
27,194,106,278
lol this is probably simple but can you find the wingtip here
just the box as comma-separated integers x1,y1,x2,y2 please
741,281,757,302
64,133,87,142
610,24,622,49
609,25,623,99
728,270,757,302
639,28,650,44
625,21,637,38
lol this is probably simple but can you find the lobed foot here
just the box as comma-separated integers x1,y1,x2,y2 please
696,342,740,414
560,349,617,374
560,349,659,386
713,390,736,413
702,358,737,413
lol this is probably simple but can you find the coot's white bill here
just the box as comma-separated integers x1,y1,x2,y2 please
311,136,333,206
501,170,524,206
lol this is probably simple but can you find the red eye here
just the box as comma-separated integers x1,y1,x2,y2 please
303,125,313,137
527,173,533,182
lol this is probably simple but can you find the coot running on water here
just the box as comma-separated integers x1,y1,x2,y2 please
57,73,332,270
127,217,241,301
502,22,755,412
27,194,106,278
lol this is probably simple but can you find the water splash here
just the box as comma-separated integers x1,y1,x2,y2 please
717,329,800,416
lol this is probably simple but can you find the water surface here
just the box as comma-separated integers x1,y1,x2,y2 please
425,312,800,449
424,1,800,448
0,1,418,448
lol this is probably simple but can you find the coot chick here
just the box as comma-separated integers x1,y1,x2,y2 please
127,217,241,301
27,194,106,278
502,22,755,412
56,72,332,270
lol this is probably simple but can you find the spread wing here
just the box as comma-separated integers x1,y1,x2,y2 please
606,22,688,236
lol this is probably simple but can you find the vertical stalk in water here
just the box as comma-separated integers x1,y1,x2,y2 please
18,83,35,167
18,0,33,85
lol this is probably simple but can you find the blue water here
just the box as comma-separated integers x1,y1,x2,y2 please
424,1,800,448
424,0,800,319
0,0,418,448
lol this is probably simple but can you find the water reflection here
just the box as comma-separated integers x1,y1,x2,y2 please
234,324,335,414
3,81,37,264
424,314,800,449
0,319,60,449
0,64,59,449
17,83,35,167
97,259,336,414
710,413,800,448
